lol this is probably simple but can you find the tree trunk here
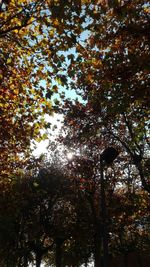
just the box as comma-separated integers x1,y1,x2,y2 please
84,258,88,267
55,238,63,267
123,253,128,267
94,234,102,267
36,253,42,267
137,163,150,193
137,253,143,267
23,255,28,267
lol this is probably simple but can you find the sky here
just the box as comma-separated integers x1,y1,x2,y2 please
32,72,85,157
32,113,64,156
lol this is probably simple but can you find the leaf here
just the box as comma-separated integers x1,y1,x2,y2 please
33,182,39,187
46,91,53,99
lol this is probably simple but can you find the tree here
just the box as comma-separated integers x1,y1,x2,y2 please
0,0,52,178
1,1,149,266
0,145,149,267
53,3,150,265
0,158,79,267
108,187,149,266
60,0,150,193
0,0,87,178
1,0,103,179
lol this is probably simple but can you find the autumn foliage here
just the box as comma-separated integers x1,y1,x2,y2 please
0,1,149,267
0,0,53,177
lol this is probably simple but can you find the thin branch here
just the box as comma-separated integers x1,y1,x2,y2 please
122,112,143,154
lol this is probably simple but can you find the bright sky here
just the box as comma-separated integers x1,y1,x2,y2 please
32,113,64,156
32,76,84,157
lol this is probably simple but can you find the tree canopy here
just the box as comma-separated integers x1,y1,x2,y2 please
0,1,149,267
60,0,150,193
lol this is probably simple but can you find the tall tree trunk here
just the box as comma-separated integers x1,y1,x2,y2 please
55,238,63,267
137,253,143,267
94,234,102,267
23,254,28,267
84,258,88,267
136,163,150,193
123,253,128,267
36,253,42,267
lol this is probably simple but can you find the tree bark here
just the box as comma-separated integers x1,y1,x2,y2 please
136,163,150,193
55,238,63,267
23,254,28,267
84,258,88,267
137,253,143,267
123,253,128,267
36,253,42,267
94,233,102,267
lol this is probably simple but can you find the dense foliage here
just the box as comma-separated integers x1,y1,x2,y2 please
0,157,149,267
60,0,150,193
0,1,149,267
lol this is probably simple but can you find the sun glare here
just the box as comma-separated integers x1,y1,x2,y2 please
67,152,74,160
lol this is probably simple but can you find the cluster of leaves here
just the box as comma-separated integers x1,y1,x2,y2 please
0,0,51,177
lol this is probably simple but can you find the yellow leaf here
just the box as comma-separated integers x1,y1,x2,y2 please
53,19,59,27
14,29,19,33
28,17,35,23
33,182,39,187
7,58,12,64
49,29,54,37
